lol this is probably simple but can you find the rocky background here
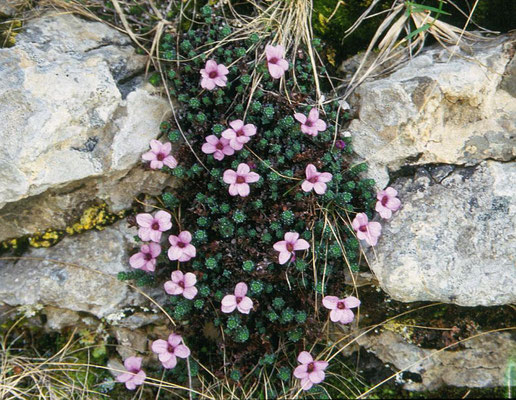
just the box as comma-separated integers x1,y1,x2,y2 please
0,5,514,395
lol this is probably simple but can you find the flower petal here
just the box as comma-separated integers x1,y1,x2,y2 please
294,113,307,124
234,282,248,297
278,251,291,265
174,344,191,358
344,296,361,309
124,356,142,371
183,286,198,300
293,365,308,379
223,169,237,184
237,296,253,313
151,339,168,354
322,296,339,310
297,351,313,364
136,213,153,228
237,183,250,197
293,238,310,251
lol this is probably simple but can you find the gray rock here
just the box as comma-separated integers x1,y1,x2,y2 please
0,0,16,16
349,34,516,188
370,161,516,306
358,330,515,391
0,13,173,241
0,220,147,318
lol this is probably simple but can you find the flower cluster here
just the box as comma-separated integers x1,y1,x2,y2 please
120,13,402,393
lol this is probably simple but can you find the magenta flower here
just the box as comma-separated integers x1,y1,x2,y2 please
200,60,229,90
375,187,401,219
129,243,161,272
116,356,146,390
201,135,235,161
223,163,260,197
352,213,382,246
141,140,177,170
301,164,333,195
136,211,172,242
273,232,310,265
221,282,253,314
221,120,257,151
164,270,198,299
322,295,361,324
265,44,289,79
293,351,329,391
168,231,196,262
151,333,191,369
294,108,327,137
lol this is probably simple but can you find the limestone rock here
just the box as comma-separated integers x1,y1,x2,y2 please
0,220,146,318
370,161,516,306
0,13,173,241
349,34,516,188
358,330,514,391
0,0,17,17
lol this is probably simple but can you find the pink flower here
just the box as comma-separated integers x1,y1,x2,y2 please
151,333,191,369
322,295,360,324
375,187,401,219
129,243,161,272
164,270,198,299
201,135,235,161
142,140,178,170
265,44,289,79
301,164,333,195
200,60,229,90
223,163,260,197
335,140,346,150
116,356,146,390
273,232,310,265
136,211,172,242
168,231,196,262
352,213,382,246
221,282,253,314
221,120,257,151
294,108,327,137
293,351,328,391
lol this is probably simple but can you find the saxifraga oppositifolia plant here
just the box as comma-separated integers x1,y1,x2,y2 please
118,4,401,397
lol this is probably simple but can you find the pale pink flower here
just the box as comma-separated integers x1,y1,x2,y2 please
129,243,161,272
200,60,229,90
221,120,257,151
294,108,327,137
273,232,310,265
265,44,289,79
136,211,172,242
164,271,198,299
352,213,382,246
151,333,191,369
168,231,196,262
293,351,328,391
223,163,260,197
116,356,146,390
142,140,178,170
322,295,360,324
301,164,333,195
375,187,401,219
201,135,235,160
221,282,253,314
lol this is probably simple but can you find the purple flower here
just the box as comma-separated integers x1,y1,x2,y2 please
352,213,382,246
265,44,289,79
375,187,401,219
301,164,333,195
151,333,191,369
200,60,229,90
223,163,260,197
273,232,310,265
221,120,257,151
221,282,253,314
129,243,161,272
136,211,172,242
164,270,198,299
294,108,327,137
116,356,146,390
322,295,360,324
201,135,235,161
142,140,177,170
335,140,346,150
168,231,196,262
293,351,328,391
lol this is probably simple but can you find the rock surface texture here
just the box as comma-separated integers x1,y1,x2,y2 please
0,221,153,320
349,34,515,188
349,34,516,307
358,330,514,391
0,13,173,241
